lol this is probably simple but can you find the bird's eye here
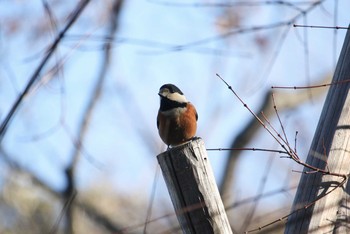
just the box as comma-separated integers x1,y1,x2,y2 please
161,88,170,95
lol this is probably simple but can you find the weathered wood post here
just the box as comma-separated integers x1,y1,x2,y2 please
157,138,232,234
285,26,350,233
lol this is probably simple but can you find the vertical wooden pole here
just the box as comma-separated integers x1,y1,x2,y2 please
285,26,350,233
157,138,232,234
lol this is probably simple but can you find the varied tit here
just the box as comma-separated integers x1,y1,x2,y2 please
157,84,198,147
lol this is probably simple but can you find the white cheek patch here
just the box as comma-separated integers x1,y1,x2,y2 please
167,92,188,103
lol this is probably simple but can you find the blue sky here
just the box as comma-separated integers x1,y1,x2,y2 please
1,0,350,230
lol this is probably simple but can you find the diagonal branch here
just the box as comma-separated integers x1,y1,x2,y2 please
0,0,91,143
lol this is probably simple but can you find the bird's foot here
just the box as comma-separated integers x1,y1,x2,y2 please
191,136,200,141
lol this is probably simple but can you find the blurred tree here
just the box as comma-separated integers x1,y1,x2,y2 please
0,0,348,233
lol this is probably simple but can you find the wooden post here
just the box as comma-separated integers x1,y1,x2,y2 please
285,26,350,233
157,138,232,234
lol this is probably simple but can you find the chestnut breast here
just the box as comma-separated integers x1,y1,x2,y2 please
157,103,197,146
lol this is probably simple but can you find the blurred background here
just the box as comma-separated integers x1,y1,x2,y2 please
0,0,349,233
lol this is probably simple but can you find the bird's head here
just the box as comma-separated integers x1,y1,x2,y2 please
158,84,188,103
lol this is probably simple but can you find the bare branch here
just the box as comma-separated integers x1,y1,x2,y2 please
217,74,348,233
0,0,91,142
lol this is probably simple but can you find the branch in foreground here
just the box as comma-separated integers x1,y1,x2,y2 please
216,74,347,233
218,73,330,202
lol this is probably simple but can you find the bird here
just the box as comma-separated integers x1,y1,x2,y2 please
157,84,198,148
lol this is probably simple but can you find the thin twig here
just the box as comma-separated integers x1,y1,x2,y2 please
294,131,298,153
217,74,348,233
49,190,77,234
143,165,160,233
271,93,290,147
294,24,349,30
240,155,275,232
207,147,288,155
272,78,350,89
148,0,315,10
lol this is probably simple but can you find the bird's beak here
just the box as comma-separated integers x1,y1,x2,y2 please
158,92,164,97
